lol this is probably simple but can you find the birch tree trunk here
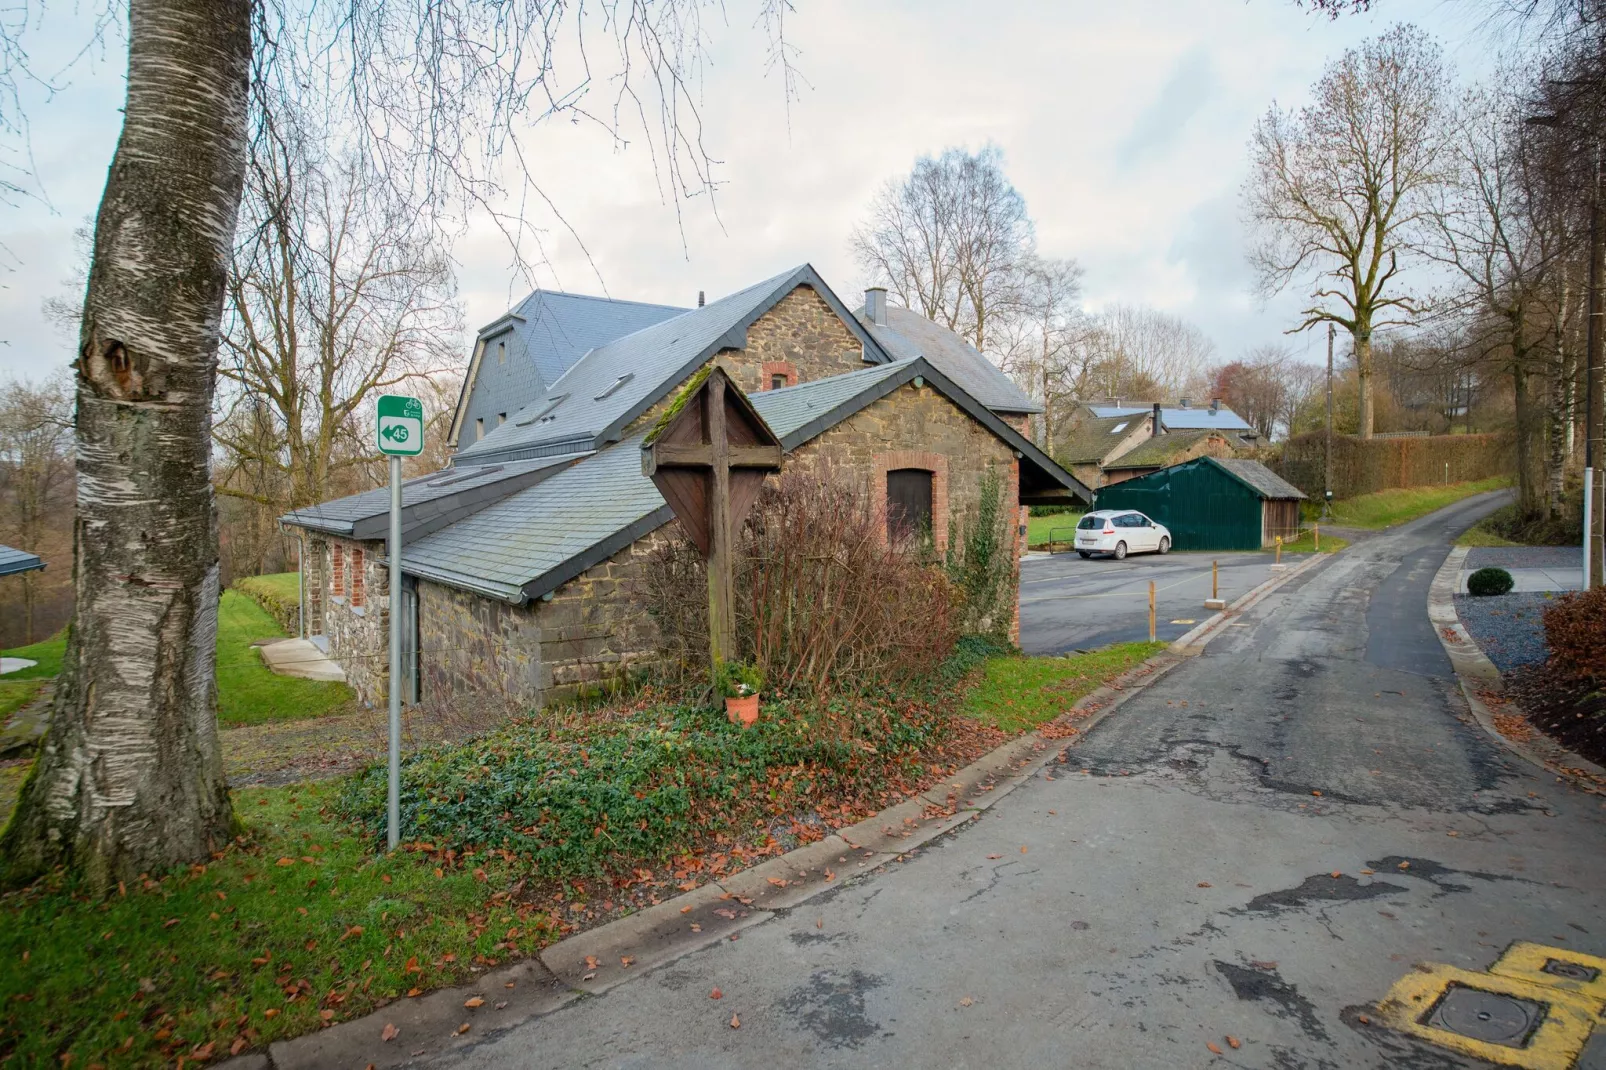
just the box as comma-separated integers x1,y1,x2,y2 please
1,0,251,889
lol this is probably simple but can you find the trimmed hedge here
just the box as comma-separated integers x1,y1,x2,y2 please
1265,432,1511,500
1466,567,1515,597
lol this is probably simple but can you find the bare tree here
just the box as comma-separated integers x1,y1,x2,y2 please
0,373,73,643
1080,304,1218,401
1210,346,1294,439
1246,24,1451,438
2,0,793,889
216,111,460,518
850,145,1035,355
995,256,1086,444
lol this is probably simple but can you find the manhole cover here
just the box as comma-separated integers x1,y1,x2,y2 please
1425,983,1546,1048
1541,958,1601,983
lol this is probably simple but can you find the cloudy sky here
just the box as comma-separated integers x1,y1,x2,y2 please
0,0,1499,384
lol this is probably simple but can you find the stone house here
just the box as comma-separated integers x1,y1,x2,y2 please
282,264,1088,708
1100,428,1236,485
1055,399,1253,489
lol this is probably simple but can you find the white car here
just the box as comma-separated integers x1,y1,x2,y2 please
1074,509,1171,560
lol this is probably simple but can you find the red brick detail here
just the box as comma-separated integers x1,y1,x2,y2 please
351,548,365,608
332,545,345,600
760,360,798,390
873,450,949,552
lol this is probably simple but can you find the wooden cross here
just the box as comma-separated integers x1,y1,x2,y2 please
642,366,782,671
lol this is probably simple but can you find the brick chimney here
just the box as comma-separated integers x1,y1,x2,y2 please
1178,397,1191,409
698,290,705,308
1210,397,1221,414
864,287,888,326
1151,402,1162,436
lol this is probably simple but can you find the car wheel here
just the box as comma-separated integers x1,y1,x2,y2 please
1158,536,1170,555
1077,551,1091,559
1113,541,1127,560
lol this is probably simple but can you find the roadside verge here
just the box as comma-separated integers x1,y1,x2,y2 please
227,547,1334,1070
1428,545,1605,794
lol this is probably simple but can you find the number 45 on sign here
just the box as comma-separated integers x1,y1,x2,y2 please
377,395,423,457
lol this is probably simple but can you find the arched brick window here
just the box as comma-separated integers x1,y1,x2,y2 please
760,360,798,390
887,469,933,542
351,548,365,608
875,450,949,551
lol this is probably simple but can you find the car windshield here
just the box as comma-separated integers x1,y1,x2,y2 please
1077,515,1102,530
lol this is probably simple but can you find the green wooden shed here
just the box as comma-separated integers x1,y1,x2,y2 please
1093,457,1306,551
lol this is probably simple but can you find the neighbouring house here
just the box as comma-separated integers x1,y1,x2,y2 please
1093,456,1305,551
282,264,1090,708
1056,408,1159,490
1099,428,1236,485
1083,397,1259,446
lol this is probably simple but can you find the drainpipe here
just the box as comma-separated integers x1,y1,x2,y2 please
298,532,307,639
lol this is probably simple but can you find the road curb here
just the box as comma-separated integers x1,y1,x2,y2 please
1169,549,1331,655
1428,546,1605,796
221,560,1310,1070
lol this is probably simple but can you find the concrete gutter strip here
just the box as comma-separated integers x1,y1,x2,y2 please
224,546,1332,1070
1428,545,1605,795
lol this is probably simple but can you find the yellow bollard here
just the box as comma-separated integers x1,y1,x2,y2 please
1314,523,1319,551
1148,580,1156,642
1275,535,1283,565
1212,560,1218,601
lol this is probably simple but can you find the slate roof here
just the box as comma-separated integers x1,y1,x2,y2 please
1103,429,1222,470
451,291,687,446
1214,458,1306,500
1058,414,1145,465
404,357,1089,603
855,306,1042,414
0,544,43,577
456,265,891,465
1089,403,1255,434
280,455,586,541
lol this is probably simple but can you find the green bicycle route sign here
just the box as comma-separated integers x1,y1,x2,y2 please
376,394,424,456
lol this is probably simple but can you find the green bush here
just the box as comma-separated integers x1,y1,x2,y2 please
1466,567,1515,597
233,572,301,634
714,660,763,698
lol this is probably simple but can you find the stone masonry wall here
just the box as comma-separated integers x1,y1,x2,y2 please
417,579,544,710
321,534,390,705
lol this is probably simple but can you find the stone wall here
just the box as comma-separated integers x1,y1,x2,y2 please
416,579,544,709
320,534,390,705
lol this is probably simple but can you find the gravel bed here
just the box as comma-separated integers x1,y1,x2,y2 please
1463,546,1580,570
1453,592,1557,674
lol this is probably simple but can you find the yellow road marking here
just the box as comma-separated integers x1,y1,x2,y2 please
1491,943,1606,1004
1376,962,1603,1070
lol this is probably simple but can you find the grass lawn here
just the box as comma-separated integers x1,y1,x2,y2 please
216,592,352,727
1318,476,1509,530
0,679,43,721
1027,512,1084,548
0,781,563,1067
964,641,1167,734
1456,522,1522,547
0,593,352,730
241,572,301,603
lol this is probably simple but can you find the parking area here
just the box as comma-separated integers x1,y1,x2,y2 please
1019,548,1311,655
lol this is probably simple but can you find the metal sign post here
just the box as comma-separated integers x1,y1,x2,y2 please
376,394,423,851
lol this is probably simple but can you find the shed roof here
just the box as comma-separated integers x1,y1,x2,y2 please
0,544,43,577
455,265,891,465
279,455,585,541
403,356,1089,603
855,306,1041,414
1213,458,1306,500
1103,429,1222,470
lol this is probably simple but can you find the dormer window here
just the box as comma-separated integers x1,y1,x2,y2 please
497,340,507,365
516,394,569,427
594,373,634,401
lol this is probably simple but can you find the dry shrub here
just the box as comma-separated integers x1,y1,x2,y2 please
641,467,960,696
1542,586,1606,681
742,467,960,695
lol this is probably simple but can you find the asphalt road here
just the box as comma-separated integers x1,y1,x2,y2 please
442,490,1606,1069
1019,548,1312,654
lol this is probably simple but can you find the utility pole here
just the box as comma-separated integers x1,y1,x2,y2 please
1588,145,1604,588
1323,322,1335,520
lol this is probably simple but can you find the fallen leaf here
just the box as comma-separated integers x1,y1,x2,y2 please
1397,861,1410,870
816,918,823,930
276,857,296,867
710,987,723,1000
585,955,600,970
456,1022,470,1035
1197,882,1212,888
263,1009,280,1019
620,956,635,967
495,1001,508,1010
464,997,485,1009
959,996,974,1007
380,1023,399,1042
1331,871,1342,879
1360,869,1374,875
986,854,1002,860
1358,1014,1370,1024
1251,960,1278,970
766,877,788,887
680,905,692,914
1311,790,1322,797
406,988,422,998
1207,1041,1223,1054
1020,846,1028,854
730,1013,741,1029
1226,1035,1240,1049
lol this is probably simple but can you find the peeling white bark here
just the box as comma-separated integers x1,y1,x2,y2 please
2,0,250,888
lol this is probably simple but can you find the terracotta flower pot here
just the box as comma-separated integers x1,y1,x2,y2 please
724,693,760,726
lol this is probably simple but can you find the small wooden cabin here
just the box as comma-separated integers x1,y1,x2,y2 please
1092,457,1305,551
